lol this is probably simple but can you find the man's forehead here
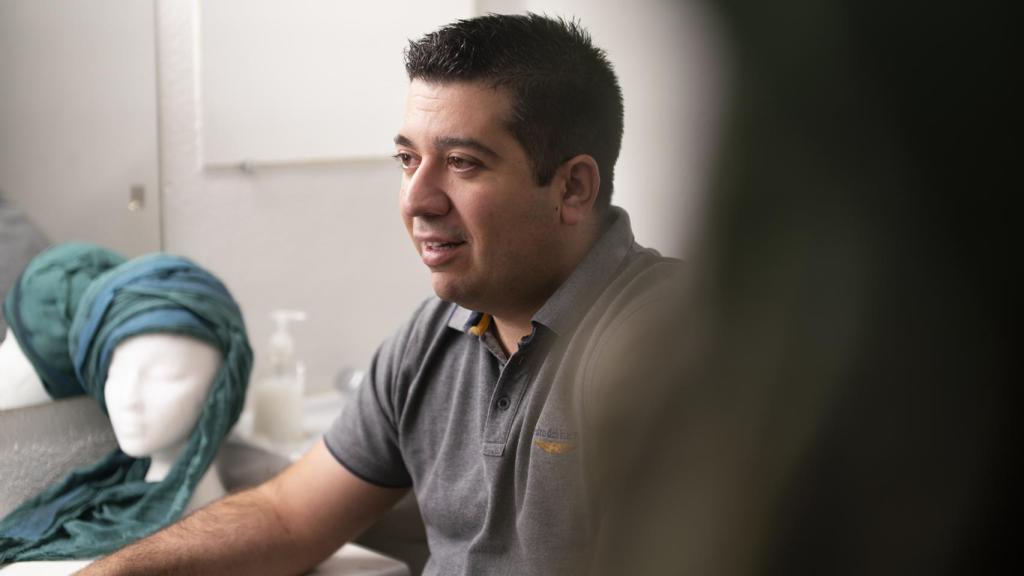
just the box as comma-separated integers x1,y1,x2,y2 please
398,79,514,145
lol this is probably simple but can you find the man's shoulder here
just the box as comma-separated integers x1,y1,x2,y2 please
603,245,685,311
564,246,683,375
569,249,684,430
576,245,684,363
382,296,460,358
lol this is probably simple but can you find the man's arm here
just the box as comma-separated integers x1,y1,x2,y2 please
79,439,408,576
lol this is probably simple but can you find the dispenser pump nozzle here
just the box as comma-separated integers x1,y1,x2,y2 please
269,310,306,376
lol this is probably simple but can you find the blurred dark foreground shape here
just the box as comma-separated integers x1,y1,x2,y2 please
591,0,1010,574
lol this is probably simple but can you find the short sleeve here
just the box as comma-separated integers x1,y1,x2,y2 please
324,329,413,489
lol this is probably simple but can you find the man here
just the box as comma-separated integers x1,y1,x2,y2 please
83,13,679,575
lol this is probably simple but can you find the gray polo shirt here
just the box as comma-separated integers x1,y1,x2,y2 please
325,207,680,575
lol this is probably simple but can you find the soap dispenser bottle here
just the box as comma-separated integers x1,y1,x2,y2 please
253,310,307,442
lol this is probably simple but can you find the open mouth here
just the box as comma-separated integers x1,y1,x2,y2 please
424,241,465,250
420,239,467,267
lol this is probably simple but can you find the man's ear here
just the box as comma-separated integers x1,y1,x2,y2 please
557,154,601,226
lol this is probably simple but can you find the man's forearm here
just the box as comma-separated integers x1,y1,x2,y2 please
78,483,325,576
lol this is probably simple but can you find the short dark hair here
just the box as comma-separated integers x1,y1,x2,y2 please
404,13,624,211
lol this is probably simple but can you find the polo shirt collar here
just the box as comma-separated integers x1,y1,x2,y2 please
447,206,636,338
532,205,635,336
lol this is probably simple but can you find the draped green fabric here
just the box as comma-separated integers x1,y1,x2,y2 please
0,254,252,562
2,242,126,399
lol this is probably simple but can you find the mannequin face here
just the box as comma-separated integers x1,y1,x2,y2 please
104,333,222,458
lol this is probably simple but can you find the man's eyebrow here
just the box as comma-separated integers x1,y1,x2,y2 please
434,136,500,160
393,134,500,160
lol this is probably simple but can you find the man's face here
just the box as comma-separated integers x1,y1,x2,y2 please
395,80,566,317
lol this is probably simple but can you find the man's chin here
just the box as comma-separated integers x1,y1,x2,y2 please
430,275,476,308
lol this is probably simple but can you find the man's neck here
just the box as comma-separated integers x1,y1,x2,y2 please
487,215,606,357
492,315,534,358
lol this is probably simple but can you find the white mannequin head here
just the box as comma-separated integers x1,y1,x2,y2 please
0,327,49,410
104,332,221,462
103,332,226,511
104,332,226,511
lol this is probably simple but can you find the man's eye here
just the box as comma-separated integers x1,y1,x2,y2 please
446,156,478,172
391,152,419,170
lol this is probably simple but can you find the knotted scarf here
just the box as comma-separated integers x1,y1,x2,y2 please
0,254,252,561
2,242,126,399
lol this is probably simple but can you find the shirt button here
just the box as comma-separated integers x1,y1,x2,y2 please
496,396,511,411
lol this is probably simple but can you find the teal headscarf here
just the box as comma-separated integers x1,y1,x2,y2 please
0,254,252,561
2,242,126,399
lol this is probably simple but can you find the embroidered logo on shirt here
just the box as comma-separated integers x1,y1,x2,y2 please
533,438,576,454
533,426,577,454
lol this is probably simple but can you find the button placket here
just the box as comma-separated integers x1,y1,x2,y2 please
482,352,531,457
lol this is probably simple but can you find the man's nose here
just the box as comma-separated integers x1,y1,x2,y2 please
400,159,451,219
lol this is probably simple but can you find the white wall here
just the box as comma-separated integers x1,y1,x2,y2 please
199,0,473,165
157,0,430,391
156,0,725,389
0,0,162,257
